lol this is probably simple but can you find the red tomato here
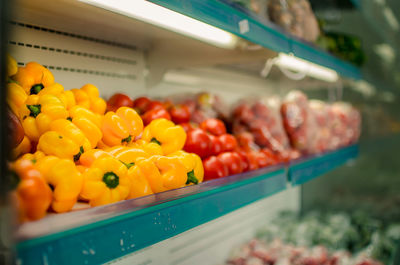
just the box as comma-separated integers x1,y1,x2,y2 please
133,97,151,114
107,93,133,112
169,104,191,124
245,152,259,171
253,151,275,169
203,156,228,181
183,129,211,159
209,135,223,156
260,148,278,164
141,108,171,125
200,118,226,136
217,152,243,175
180,122,196,133
235,132,258,152
237,150,249,172
146,101,164,112
218,134,237,152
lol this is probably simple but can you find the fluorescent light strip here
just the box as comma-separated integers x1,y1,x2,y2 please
80,0,238,49
275,53,339,82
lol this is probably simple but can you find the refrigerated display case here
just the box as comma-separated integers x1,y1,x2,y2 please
2,0,399,265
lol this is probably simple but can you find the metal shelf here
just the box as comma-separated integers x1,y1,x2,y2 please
15,145,358,264
149,0,362,79
289,144,359,186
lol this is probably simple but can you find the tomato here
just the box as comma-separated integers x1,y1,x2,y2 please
141,108,171,125
237,150,249,172
253,151,276,169
235,132,258,152
203,156,228,181
106,93,133,112
218,134,237,152
245,152,259,171
180,122,196,133
217,152,243,175
133,97,151,114
200,118,226,136
169,104,191,124
209,135,223,156
260,148,278,164
7,107,24,148
183,129,211,159
146,101,164,112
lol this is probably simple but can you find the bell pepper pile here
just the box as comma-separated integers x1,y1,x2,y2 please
6,56,203,222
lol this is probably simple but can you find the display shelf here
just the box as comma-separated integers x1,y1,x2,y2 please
15,167,286,265
288,144,359,186
149,0,362,80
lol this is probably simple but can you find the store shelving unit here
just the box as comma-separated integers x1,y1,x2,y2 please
149,0,362,79
7,0,364,264
15,145,358,265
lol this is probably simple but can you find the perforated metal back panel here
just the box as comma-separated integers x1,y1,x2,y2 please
7,21,146,98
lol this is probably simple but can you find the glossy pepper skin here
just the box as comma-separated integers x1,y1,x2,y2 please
9,159,52,222
37,119,92,161
102,107,143,147
80,156,130,207
79,149,111,168
128,139,163,156
19,94,69,142
38,83,76,110
35,155,83,213
7,54,18,77
11,136,31,160
110,147,150,169
12,62,55,95
136,155,187,193
126,161,154,199
68,106,102,148
168,150,204,185
141,118,186,155
71,84,106,115
7,82,28,116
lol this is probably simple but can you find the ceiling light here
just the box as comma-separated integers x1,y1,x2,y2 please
275,53,339,82
80,0,238,49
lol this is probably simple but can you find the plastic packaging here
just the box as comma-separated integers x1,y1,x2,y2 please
232,96,291,154
267,0,320,42
281,91,317,154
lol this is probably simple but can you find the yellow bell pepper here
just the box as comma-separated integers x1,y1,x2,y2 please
12,62,55,95
141,118,186,155
67,106,103,148
7,54,18,77
79,149,111,168
11,136,31,160
111,147,149,169
7,82,28,118
101,107,143,147
136,155,187,193
20,151,46,163
80,156,130,206
38,83,76,110
20,94,69,142
128,139,163,156
126,162,153,199
37,119,91,161
71,84,106,114
168,150,204,185
35,155,83,213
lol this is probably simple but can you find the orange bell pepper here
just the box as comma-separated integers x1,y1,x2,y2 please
101,107,143,147
8,159,52,222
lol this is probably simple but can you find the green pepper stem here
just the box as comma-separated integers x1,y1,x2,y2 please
27,104,41,118
30,84,44,94
103,172,119,189
121,160,135,169
186,170,198,185
73,146,84,162
150,137,161,145
121,135,132,144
